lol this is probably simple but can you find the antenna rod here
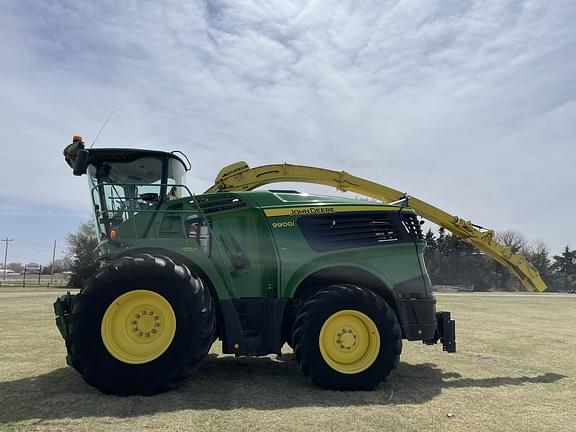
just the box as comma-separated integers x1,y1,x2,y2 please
90,110,115,149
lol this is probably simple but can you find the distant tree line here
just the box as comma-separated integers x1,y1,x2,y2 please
424,228,575,292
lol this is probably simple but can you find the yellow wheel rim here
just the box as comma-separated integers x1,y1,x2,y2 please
319,310,380,374
101,290,176,364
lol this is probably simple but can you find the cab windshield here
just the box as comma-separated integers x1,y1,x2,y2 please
87,155,189,238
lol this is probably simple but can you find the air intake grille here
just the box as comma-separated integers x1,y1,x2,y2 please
196,195,246,214
401,213,424,240
298,212,401,252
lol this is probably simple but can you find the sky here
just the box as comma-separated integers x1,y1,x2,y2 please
0,0,575,265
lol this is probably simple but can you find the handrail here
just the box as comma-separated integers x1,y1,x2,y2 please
89,182,193,199
88,183,194,239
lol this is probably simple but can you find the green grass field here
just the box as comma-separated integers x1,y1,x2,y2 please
0,290,574,432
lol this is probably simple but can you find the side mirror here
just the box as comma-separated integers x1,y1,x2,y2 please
73,150,89,176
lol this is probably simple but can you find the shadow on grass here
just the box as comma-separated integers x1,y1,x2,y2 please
0,354,566,423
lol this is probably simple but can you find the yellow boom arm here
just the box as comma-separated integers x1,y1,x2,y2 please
206,162,546,292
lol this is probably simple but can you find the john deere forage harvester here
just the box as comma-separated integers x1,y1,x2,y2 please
54,136,545,395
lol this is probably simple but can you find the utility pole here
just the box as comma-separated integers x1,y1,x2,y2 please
2,238,15,280
50,240,57,285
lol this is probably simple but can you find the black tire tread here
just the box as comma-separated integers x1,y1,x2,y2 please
292,284,402,391
66,253,216,396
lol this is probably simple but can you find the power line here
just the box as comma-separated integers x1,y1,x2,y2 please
0,239,66,266
3,255,28,261
11,244,53,252
11,239,67,254
15,239,56,248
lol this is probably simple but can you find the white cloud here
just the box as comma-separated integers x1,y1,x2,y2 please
0,0,575,259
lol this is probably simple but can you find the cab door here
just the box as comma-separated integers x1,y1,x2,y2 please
198,195,278,299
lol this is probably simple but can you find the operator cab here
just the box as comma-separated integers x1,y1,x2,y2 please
64,137,190,240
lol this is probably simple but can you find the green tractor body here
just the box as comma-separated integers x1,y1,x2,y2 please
54,139,455,395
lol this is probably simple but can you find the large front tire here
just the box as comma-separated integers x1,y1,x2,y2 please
293,284,402,390
66,253,216,396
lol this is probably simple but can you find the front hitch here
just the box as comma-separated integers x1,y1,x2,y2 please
423,311,456,353
53,292,76,366
53,292,75,339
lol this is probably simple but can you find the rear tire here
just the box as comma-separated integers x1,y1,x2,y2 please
292,284,402,390
66,253,215,396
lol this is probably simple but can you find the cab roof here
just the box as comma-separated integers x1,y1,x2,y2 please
85,148,187,167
